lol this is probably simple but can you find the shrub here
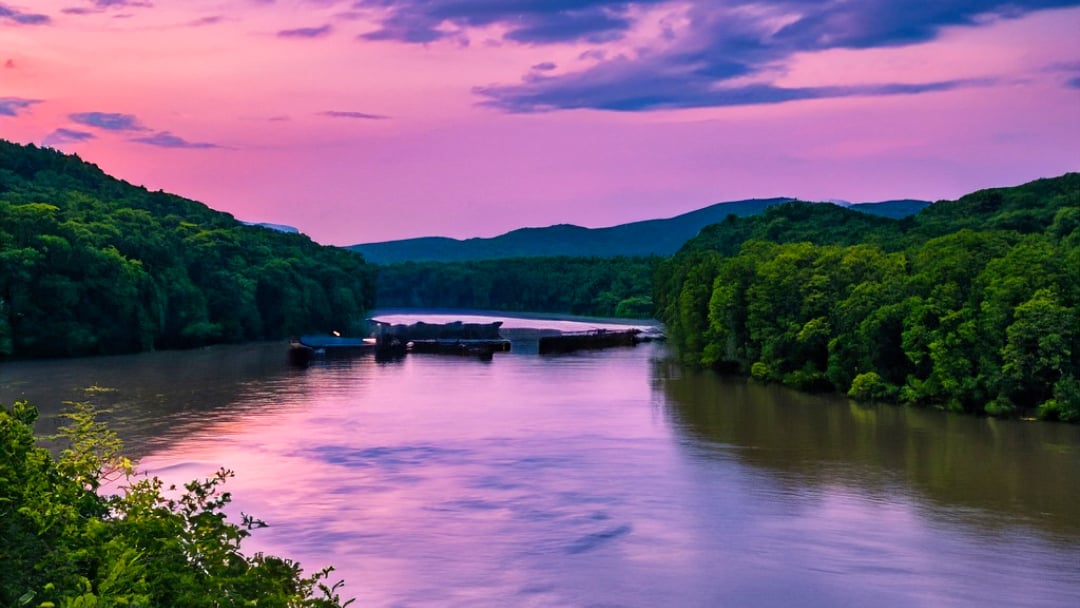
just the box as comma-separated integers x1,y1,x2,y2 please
847,372,897,402
0,401,355,608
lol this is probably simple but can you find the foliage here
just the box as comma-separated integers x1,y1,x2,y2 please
656,173,1080,420
847,372,897,402
375,256,658,318
0,401,355,607
0,140,375,359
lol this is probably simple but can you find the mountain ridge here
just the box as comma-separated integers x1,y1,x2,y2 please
350,197,930,263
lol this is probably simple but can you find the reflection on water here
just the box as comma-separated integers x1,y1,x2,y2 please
657,361,1080,539
2,314,1079,607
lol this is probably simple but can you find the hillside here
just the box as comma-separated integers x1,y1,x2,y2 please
349,197,929,263
0,140,374,358
656,172,1080,421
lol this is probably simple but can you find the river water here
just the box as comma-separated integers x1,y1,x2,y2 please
2,312,1079,607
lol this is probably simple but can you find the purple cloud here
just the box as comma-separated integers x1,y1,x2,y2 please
531,62,557,72
356,0,667,45
465,0,1080,112
1067,76,1080,89
188,15,224,27
278,24,333,38
0,97,41,117
0,3,50,25
43,128,96,147
92,0,152,7
70,111,148,131
478,73,998,113
320,110,389,120
62,1,152,15
130,131,222,149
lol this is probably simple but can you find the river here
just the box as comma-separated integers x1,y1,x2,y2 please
2,312,1079,607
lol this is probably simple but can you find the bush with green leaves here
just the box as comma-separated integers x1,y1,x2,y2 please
0,401,355,607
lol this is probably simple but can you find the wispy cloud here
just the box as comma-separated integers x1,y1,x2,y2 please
478,75,998,113
91,0,153,8
130,131,222,149
0,3,50,25
188,15,224,27
1067,76,1080,89
320,110,389,120
62,1,152,16
278,24,332,38
0,97,41,117
70,111,148,131
43,128,96,147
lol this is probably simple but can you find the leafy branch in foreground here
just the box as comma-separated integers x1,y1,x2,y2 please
0,401,355,607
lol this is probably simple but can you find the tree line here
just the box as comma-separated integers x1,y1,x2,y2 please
655,174,1080,421
0,141,375,359
375,256,657,318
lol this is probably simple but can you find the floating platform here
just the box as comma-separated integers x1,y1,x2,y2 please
537,329,641,354
409,339,511,360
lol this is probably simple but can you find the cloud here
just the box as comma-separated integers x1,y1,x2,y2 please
462,0,1080,112
0,3,50,25
278,24,333,38
478,68,997,112
43,128,96,147
355,0,668,44
1067,76,1080,89
0,97,41,117
61,1,152,15
188,15,224,27
130,131,222,149
320,110,389,120
4,59,14,68
91,0,152,7
531,62,557,72
69,111,148,131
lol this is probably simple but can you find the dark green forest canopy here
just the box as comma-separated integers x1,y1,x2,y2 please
656,173,1080,421
375,256,657,318
0,140,375,358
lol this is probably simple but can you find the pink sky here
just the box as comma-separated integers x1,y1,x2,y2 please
2,1,1079,245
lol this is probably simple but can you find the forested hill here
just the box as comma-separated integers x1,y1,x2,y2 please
349,197,929,263
0,140,375,358
656,172,1080,421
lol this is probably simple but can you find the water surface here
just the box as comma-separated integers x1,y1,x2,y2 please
2,313,1078,607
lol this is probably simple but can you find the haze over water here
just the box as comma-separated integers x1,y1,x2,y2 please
3,313,1079,607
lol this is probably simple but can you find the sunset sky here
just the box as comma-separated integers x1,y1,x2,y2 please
2,1,1079,245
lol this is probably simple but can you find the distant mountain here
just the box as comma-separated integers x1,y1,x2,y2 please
349,197,929,263
243,221,300,234
849,199,931,219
